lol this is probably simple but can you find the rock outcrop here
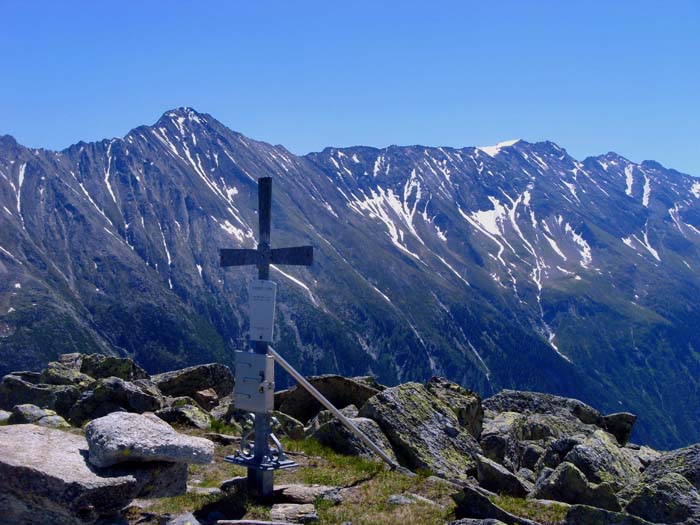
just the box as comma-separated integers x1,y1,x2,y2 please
359,382,480,480
1,353,698,525
0,424,187,524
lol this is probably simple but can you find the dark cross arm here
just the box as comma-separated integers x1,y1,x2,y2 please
271,246,313,266
220,246,313,267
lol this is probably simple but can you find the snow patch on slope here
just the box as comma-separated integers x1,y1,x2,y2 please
477,139,520,158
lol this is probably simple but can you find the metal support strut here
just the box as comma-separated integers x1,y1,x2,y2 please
268,345,401,470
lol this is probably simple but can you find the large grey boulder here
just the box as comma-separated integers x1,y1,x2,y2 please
532,461,620,511
426,376,484,438
152,363,234,398
69,376,164,425
0,374,79,416
475,454,531,497
276,374,380,423
0,424,186,524
80,353,149,381
85,411,214,467
624,472,700,524
358,382,480,480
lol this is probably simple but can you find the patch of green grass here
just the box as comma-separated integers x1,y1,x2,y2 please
208,419,242,435
491,495,568,525
317,469,456,525
143,491,223,516
278,437,384,486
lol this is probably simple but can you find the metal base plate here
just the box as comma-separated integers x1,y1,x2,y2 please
224,453,298,471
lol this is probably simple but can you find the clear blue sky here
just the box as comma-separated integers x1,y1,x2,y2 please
1,1,698,174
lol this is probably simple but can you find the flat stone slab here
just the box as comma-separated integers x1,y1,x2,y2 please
85,411,214,467
270,503,318,523
273,484,340,504
0,424,186,524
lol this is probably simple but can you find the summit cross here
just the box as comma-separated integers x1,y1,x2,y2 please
220,177,313,280
219,177,312,498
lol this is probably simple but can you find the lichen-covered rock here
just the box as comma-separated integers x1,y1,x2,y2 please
475,454,531,497
602,413,637,446
156,404,212,430
306,404,359,435
152,363,234,398
0,409,10,424
426,376,484,438
80,353,149,381
8,404,70,428
641,444,700,490
452,485,540,524
276,374,380,423
484,390,603,427
565,505,659,525
69,376,164,425
623,472,700,524
85,412,214,467
168,395,204,409
40,361,95,390
359,382,480,480
480,409,591,471
621,444,660,474
563,430,641,491
532,461,620,511
0,424,186,524
272,410,305,440
0,374,79,416
310,412,396,461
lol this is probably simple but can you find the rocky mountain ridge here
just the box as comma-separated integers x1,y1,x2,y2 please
1,352,699,524
1,108,699,448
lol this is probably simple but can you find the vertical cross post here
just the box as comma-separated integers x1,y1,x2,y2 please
220,177,313,498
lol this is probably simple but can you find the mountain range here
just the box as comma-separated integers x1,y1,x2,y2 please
1,107,699,449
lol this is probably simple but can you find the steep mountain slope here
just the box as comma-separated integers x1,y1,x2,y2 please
1,108,699,448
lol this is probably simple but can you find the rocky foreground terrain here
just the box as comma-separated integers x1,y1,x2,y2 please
1,354,699,525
